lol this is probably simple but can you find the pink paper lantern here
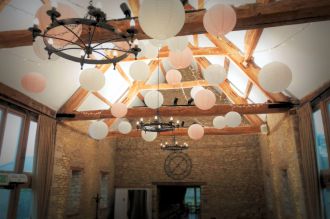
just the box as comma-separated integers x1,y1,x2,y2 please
168,47,193,69
21,73,47,93
188,124,204,140
166,69,182,84
111,103,127,118
194,89,216,110
203,4,237,36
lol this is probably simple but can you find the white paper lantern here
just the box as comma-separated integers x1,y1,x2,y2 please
79,68,105,91
167,36,189,52
188,124,204,140
144,90,164,109
118,121,132,134
88,121,108,140
33,37,59,61
204,64,227,85
144,43,159,59
139,0,185,40
190,86,205,99
213,116,226,129
111,102,127,118
225,111,242,127
258,62,292,92
194,89,216,110
166,69,182,84
129,61,149,81
141,131,157,142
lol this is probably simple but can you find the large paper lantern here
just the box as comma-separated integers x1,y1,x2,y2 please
213,116,226,129
188,124,204,140
204,64,227,85
258,62,292,92
225,111,242,127
88,121,108,140
203,4,237,36
111,103,127,118
166,69,182,84
167,36,189,52
33,37,59,61
190,86,205,99
194,89,216,110
118,121,132,134
141,131,157,142
144,90,164,109
129,61,149,81
35,2,82,47
21,73,47,93
79,68,105,91
144,43,158,59
139,0,185,40
168,47,193,69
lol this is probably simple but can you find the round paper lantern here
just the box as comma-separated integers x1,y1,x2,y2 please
188,124,204,140
141,131,157,142
144,90,164,109
129,61,149,81
118,121,132,134
258,62,292,92
35,2,82,47
144,43,158,59
139,0,185,40
111,103,127,118
79,68,105,91
167,36,189,52
194,89,216,110
113,41,130,56
190,86,205,99
204,64,227,85
168,47,193,69
225,111,242,127
88,121,108,140
21,73,47,93
33,37,59,61
213,116,226,129
203,4,237,36
166,69,182,84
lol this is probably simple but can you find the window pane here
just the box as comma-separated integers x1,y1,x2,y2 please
0,189,10,219
16,188,33,219
0,113,23,171
23,121,38,173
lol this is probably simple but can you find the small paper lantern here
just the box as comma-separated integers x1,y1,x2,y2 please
21,73,47,93
144,90,164,109
194,89,216,110
144,43,159,59
167,36,189,52
118,121,132,134
190,86,205,99
225,111,242,127
168,47,193,69
258,62,292,92
166,69,182,84
188,124,204,140
204,64,227,85
141,131,157,142
213,116,226,129
111,103,127,118
139,0,185,40
129,61,149,81
79,68,105,91
203,4,237,36
88,121,108,140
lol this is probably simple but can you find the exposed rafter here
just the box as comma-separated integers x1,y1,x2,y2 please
244,28,263,62
92,92,112,107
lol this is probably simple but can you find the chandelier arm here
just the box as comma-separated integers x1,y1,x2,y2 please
92,50,113,60
91,37,129,49
52,47,85,53
42,34,85,49
58,23,87,48
88,24,97,48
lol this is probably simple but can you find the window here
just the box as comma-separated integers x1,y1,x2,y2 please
313,109,329,171
66,170,82,215
100,173,109,209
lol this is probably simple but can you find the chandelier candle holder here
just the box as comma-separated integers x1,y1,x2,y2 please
136,115,183,133
160,135,189,151
29,1,141,69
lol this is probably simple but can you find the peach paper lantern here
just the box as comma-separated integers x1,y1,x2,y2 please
203,4,237,36
111,103,128,118
188,124,204,140
194,89,216,110
168,47,193,69
166,69,182,84
21,73,47,93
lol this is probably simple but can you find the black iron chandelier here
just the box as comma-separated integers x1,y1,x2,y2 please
160,135,189,151
28,0,141,69
136,114,183,132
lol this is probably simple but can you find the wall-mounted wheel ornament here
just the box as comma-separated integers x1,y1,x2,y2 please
164,152,192,180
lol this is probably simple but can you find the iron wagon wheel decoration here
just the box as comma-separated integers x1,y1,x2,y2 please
164,152,192,180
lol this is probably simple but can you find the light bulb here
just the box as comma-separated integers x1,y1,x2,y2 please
154,116,158,120
33,18,40,26
170,117,173,121
140,118,143,122
48,38,54,45
158,125,161,129
113,50,118,57
175,141,178,145
136,121,139,125
51,0,58,8
133,39,139,47
130,19,135,28
165,142,168,145
176,120,180,124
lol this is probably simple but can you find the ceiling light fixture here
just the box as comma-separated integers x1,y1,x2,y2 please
160,135,189,151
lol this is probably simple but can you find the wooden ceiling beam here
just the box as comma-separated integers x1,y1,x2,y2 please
3,0,330,48
92,92,112,107
0,0,11,12
244,28,263,62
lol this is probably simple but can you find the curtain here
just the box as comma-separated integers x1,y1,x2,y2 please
297,103,322,219
127,190,148,219
32,115,57,219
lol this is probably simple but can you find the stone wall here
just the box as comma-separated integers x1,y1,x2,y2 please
48,122,116,219
115,134,267,219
